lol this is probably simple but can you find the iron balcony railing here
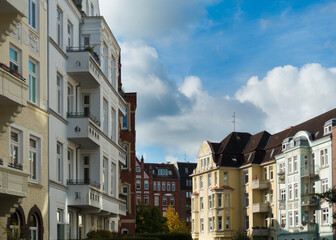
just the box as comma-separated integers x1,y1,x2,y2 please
67,178,101,189
67,112,101,127
8,162,23,170
66,46,100,65
0,63,26,82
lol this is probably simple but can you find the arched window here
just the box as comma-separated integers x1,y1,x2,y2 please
9,211,21,236
29,213,38,240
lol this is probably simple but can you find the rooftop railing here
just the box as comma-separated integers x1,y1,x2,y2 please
66,46,100,65
67,111,101,127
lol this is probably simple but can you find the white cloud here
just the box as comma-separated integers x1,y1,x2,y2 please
99,0,216,40
165,155,179,163
235,63,336,132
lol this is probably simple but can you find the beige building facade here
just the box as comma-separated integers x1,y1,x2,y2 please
0,0,49,239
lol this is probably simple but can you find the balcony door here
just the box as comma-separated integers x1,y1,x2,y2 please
83,94,90,116
83,156,90,183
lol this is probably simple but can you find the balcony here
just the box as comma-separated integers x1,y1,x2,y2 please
252,227,270,236
252,202,269,213
0,63,28,134
301,166,319,178
67,178,100,189
301,194,318,207
67,181,126,216
279,175,285,184
67,112,101,149
278,169,285,175
67,47,101,87
251,179,269,190
0,163,29,216
0,0,27,45
301,222,317,232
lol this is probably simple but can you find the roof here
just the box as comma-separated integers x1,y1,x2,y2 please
144,163,179,180
207,108,336,168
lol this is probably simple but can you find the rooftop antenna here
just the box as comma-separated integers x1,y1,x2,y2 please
232,112,236,132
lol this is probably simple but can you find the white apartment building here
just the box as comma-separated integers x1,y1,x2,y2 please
48,0,127,239
276,119,335,240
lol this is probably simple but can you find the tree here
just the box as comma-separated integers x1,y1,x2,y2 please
165,205,188,233
232,229,250,240
136,203,168,233
314,187,336,228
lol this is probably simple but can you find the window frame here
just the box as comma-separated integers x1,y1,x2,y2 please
29,59,38,104
29,135,40,182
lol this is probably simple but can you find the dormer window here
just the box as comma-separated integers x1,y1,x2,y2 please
247,153,252,161
232,156,237,162
270,149,274,157
324,125,332,135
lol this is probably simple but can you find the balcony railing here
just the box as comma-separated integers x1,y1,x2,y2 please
66,46,100,65
252,227,270,236
67,178,100,189
301,166,319,178
279,199,286,210
252,202,269,213
0,63,26,82
278,169,285,175
8,162,23,170
251,179,269,190
67,112,101,127
301,194,318,207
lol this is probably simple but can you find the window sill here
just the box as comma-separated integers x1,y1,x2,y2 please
28,181,43,188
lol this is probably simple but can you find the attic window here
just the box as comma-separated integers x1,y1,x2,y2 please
324,125,332,135
232,156,237,162
247,153,252,161
185,168,188,174
270,149,274,157
169,170,172,175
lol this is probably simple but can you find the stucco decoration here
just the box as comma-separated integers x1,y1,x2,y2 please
28,31,40,55
10,23,22,43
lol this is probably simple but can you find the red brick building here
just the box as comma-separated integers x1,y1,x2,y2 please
135,159,181,216
119,92,137,234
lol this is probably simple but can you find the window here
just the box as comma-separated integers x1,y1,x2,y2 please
67,21,73,47
144,180,149,190
281,189,286,201
186,179,192,186
208,195,212,208
217,194,222,207
111,108,116,141
294,183,298,199
29,60,38,104
67,84,74,113
270,190,273,204
57,209,64,239
322,179,328,193
294,211,298,226
200,176,203,189
264,191,268,203
154,196,159,206
67,149,73,181
218,216,222,230
281,214,286,226
136,180,141,190
264,168,267,180
265,214,268,227
269,166,273,180
224,172,228,185
162,182,166,191
224,193,230,208
9,47,20,73
167,182,170,191
244,215,249,230
144,195,149,205
56,142,63,182
136,167,141,173
29,213,39,240
163,197,167,206
243,170,248,184
288,158,292,173
209,218,212,231
200,218,204,232
28,0,37,29
29,137,39,181
200,197,203,210
122,186,129,211
225,216,230,230
321,149,328,167
288,185,293,200
289,211,293,227
172,182,175,191
102,43,108,75
56,73,63,114
102,158,108,193
56,7,63,47
322,208,329,224
208,173,212,187
136,195,141,203
103,99,108,134
244,193,249,207
271,213,274,228
186,192,191,198
170,197,175,206
215,172,218,185
84,35,90,47
193,178,197,190
157,181,161,191
153,181,156,191
293,156,298,172
10,129,22,166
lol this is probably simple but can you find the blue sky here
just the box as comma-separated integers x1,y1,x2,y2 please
100,0,336,163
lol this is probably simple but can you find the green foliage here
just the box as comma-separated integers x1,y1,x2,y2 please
232,229,250,240
136,203,168,233
136,232,192,240
1,225,22,240
314,187,336,228
87,229,117,239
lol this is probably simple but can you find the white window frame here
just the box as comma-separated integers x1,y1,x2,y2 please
56,142,63,183
56,73,63,115
172,182,175,191
9,45,21,74
10,128,23,166
243,170,249,184
144,180,149,190
29,59,38,104
56,7,63,47
29,135,40,182
322,208,329,224
154,195,159,206
67,20,73,48
269,166,273,180
28,0,38,30
322,179,328,193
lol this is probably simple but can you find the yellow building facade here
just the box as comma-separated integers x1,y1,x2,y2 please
0,0,48,239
